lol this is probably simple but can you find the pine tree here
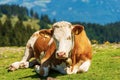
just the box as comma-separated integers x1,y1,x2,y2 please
2,18,13,46
40,14,51,24
13,20,25,46
30,9,34,17
0,20,3,46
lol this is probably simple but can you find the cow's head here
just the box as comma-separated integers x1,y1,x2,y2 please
52,21,84,59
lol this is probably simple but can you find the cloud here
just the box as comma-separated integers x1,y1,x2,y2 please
0,0,18,4
22,0,51,9
52,11,57,16
33,0,51,7
81,0,89,3
72,0,77,2
41,8,47,12
0,0,51,9
68,7,73,11
116,9,120,12
96,0,104,5
100,0,103,4
21,2,35,9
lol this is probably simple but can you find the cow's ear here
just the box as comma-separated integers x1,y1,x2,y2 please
48,28,54,36
39,29,54,36
72,25,84,35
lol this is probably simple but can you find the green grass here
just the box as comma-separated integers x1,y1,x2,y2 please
0,44,120,80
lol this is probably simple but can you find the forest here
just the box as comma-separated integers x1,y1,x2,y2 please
0,4,120,46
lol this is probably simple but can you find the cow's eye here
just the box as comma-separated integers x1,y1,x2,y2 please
67,36,71,40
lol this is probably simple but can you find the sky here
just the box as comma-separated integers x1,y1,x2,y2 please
0,0,120,24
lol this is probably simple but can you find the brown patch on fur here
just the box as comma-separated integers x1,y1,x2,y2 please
71,25,92,71
33,29,56,64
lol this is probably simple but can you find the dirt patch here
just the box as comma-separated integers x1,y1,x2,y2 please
112,56,120,59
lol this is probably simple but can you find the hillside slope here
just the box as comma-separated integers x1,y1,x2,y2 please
0,15,40,30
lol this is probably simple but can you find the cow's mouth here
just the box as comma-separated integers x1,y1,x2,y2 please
56,51,70,59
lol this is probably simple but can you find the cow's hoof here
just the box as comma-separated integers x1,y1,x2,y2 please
19,62,29,68
8,62,20,72
8,66,17,72
35,65,40,74
66,66,72,74
35,65,49,77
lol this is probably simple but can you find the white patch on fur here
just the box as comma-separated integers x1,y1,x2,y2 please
66,60,91,74
21,31,40,61
48,37,54,46
11,62,20,69
51,62,67,74
35,65,40,74
66,65,78,74
28,31,40,49
20,61,29,68
53,21,73,58
79,60,91,72
21,45,29,61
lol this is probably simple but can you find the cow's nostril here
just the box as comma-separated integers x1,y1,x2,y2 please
57,52,65,57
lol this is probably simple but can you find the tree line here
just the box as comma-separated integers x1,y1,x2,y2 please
72,22,120,43
0,4,120,46
0,17,36,46
0,4,52,46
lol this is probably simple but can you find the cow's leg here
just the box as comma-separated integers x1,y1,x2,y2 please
18,31,40,69
35,65,50,77
66,60,91,74
41,42,56,64
27,59,40,68
78,60,91,72
8,44,34,71
8,32,39,71
19,44,34,68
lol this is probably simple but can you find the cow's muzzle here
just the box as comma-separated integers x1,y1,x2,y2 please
56,52,67,59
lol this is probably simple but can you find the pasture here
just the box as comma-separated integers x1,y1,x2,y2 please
0,44,120,80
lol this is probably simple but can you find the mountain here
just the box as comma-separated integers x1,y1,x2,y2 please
0,0,120,24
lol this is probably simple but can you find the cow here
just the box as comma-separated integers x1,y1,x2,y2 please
35,21,92,76
8,29,56,71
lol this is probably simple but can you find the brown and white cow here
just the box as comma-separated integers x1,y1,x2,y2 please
35,21,92,76
8,29,56,71
8,21,92,77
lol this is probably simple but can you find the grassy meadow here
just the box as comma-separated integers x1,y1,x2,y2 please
0,15,40,30
0,44,120,80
